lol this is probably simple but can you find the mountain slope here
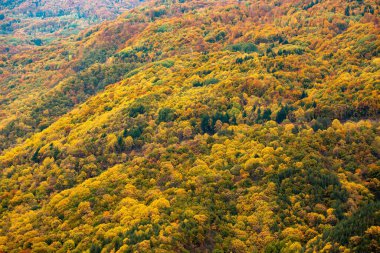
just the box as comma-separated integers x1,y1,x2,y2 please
0,0,142,38
0,0,379,252
1,51,379,252
1,0,378,152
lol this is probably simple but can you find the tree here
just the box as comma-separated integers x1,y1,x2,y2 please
201,114,213,134
276,106,288,123
115,135,126,152
90,244,102,253
345,6,350,16
262,108,272,122
31,147,41,163
157,108,175,123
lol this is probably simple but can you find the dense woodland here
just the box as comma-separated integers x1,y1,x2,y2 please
0,0,143,36
0,0,143,65
0,0,379,252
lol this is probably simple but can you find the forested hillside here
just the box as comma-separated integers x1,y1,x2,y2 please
0,0,142,37
0,0,379,252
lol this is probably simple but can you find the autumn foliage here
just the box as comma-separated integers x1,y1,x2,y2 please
0,0,379,252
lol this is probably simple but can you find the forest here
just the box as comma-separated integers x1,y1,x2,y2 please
0,0,379,252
